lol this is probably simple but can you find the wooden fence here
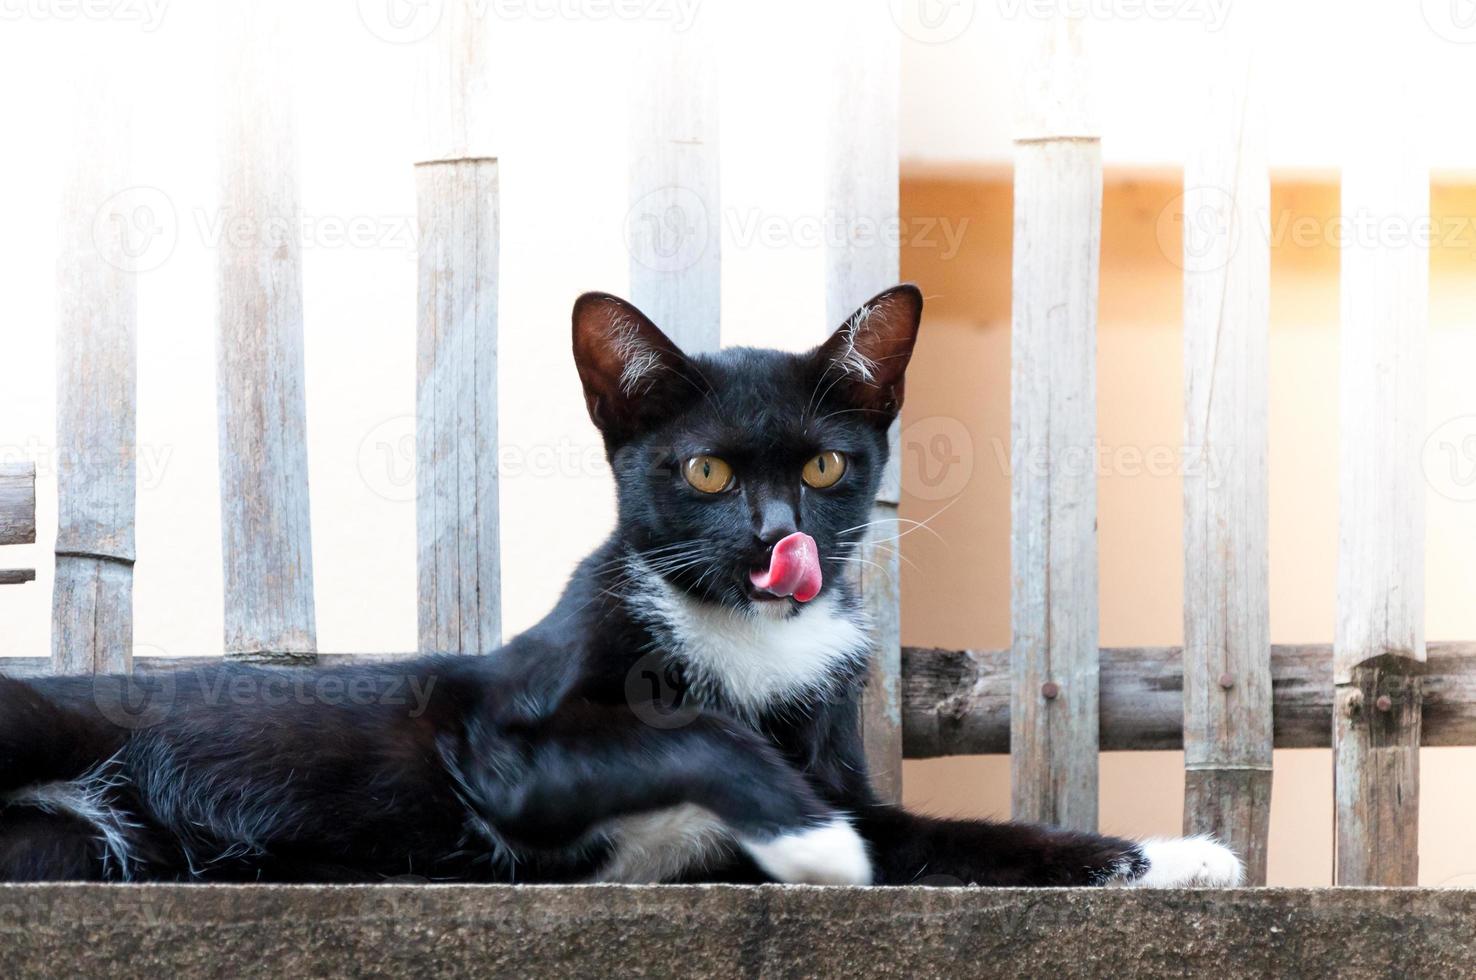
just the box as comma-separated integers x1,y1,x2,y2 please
0,4,1451,888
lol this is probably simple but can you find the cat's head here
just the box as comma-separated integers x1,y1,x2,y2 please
571,284,923,614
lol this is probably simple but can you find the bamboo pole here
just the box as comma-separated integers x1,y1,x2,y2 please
1009,14,1101,831
627,17,720,354
0,464,36,548
901,644,1476,756
0,461,36,587
416,0,501,654
217,0,317,663
1180,21,1272,882
825,1,903,802
52,72,137,674
13,641,1476,759
1333,15,1429,887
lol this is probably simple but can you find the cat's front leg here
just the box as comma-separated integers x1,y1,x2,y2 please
454,703,874,885
1105,834,1246,888
856,805,1244,887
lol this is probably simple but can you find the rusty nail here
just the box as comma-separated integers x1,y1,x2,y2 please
1375,695,1393,713
1218,673,1235,690
1041,681,1060,700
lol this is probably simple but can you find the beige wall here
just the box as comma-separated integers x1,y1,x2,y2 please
896,175,1476,886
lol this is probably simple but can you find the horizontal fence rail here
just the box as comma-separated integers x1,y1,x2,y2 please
0,464,37,587
902,645,1473,757
0,464,36,549
8,644,1476,761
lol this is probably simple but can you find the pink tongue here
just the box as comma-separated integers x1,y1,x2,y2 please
749,531,823,603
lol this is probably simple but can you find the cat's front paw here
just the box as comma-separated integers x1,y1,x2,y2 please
1109,835,1245,888
740,818,873,885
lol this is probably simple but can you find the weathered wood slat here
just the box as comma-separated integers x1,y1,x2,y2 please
1180,21,1272,883
627,18,719,354
902,644,1476,756
0,571,36,587
826,3,902,803
415,160,501,655
415,1,500,656
216,0,317,664
52,73,137,674
0,464,36,547
1009,14,1101,831
1333,14,1428,886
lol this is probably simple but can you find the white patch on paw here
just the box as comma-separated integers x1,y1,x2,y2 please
740,818,873,885
1113,835,1245,888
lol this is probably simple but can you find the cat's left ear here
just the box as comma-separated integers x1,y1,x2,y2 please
813,283,924,425
571,292,698,442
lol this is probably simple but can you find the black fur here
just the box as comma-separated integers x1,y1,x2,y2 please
0,284,1150,885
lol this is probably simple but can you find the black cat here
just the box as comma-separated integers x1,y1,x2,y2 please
0,284,1242,886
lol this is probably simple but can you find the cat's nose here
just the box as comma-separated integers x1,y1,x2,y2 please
753,499,799,547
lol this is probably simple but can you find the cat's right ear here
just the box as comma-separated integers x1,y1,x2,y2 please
571,292,697,441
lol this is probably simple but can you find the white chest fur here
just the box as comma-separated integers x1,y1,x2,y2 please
627,565,870,715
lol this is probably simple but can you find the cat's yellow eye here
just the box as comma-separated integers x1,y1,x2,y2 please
802,451,847,489
683,455,735,494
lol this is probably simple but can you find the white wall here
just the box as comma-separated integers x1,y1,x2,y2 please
0,0,858,658
900,0,1476,174
6,0,1472,657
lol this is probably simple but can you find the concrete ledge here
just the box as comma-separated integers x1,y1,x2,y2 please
0,884,1468,978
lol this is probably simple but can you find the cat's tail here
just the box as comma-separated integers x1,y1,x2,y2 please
0,674,123,794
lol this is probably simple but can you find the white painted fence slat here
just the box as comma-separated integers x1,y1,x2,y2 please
628,18,720,354
416,1,501,654
826,1,903,803
1181,25,1273,883
217,0,317,663
52,75,137,675
1334,18,1428,886
1010,15,1101,831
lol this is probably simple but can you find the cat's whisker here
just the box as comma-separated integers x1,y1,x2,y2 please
838,499,958,547
864,542,920,573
